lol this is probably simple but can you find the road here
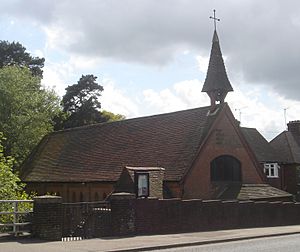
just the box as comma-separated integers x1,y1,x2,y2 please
154,234,300,252
2,227,300,252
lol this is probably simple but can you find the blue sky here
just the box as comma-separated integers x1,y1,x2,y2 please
1,0,300,140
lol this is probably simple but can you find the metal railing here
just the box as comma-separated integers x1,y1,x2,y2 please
0,200,34,236
62,201,111,239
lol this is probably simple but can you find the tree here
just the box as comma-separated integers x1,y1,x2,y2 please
0,66,60,166
0,133,26,199
55,74,126,130
0,132,31,229
0,40,45,78
61,74,104,128
101,110,126,122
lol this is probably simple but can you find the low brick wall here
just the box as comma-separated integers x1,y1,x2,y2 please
31,195,300,239
133,198,300,235
110,193,136,236
32,196,63,240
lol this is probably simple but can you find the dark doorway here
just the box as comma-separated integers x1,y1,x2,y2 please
211,155,241,182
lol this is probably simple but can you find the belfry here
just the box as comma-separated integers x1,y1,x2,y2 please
202,10,233,109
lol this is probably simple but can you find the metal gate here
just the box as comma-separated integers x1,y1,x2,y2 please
62,201,111,239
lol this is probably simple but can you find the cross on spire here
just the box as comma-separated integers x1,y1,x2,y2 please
209,9,220,31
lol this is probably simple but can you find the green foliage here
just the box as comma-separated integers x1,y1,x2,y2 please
0,66,61,166
0,132,33,230
60,74,104,129
0,133,24,199
0,40,45,78
56,74,125,130
52,110,69,131
101,110,126,122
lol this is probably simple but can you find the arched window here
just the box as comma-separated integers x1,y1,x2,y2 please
211,155,241,182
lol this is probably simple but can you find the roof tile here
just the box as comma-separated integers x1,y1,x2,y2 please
22,105,221,182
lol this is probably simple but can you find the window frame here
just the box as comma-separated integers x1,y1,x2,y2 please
135,172,150,198
263,163,279,178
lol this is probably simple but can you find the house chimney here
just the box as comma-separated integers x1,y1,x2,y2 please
287,120,300,136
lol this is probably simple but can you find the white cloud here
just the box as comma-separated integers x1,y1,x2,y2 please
142,79,209,114
41,55,299,142
143,88,186,113
42,24,83,52
41,60,76,95
276,95,300,127
140,79,299,141
101,79,140,118
41,53,102,96
4,0,299,141
3,0,300,101
68,55,102,71
196,55,209,73
227,86,299,141
33,49,44,58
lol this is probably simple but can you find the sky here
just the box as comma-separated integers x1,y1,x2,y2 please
1,0,300,140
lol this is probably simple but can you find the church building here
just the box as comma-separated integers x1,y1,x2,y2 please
21,22,292,202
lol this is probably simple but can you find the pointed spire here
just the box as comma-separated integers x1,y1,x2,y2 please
212,30,219,42
202,11,233,108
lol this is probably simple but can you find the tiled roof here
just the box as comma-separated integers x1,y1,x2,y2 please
241,127,282,162
238,184,292,200
270,131,300,164
219,183,292,201
202,30,233,93
21,105,221,182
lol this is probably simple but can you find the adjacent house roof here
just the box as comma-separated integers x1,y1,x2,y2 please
219,183,292,201
241,127,282,163
21,104,223,183
202,30,233,93
270,131,300,164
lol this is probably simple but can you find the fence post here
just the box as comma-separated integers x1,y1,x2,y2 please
110,193,136,236
13,201,18,235
32,196,63,241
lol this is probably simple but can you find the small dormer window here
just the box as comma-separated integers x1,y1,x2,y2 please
264,163,279,178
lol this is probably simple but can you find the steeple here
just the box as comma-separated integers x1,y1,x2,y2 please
202,10,233,108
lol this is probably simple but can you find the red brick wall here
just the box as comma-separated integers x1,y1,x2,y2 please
32,194,299,239
164,181,182,198
133,198,300,235
33,196,63,240
183,111,263,199
282,164,298,195
267,164,299,195
266,177,282,190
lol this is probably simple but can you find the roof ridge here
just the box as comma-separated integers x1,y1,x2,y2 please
23,103,218,182
269,130,286,144
50,105,213,135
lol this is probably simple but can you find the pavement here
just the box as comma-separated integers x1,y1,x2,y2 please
1,225,300,252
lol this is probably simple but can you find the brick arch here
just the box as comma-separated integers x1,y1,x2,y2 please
210,155,241,182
